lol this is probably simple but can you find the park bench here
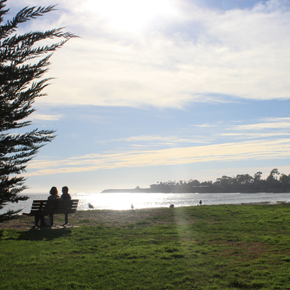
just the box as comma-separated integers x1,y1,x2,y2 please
23,199,79,227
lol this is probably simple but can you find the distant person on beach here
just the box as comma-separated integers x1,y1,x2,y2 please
48,186,60,200
199,200,202,205
61,186,71,200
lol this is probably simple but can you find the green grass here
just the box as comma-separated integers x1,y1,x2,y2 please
1,204,290,289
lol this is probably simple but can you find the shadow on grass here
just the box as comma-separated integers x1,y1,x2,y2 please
0,228,72,241
20,228,73,241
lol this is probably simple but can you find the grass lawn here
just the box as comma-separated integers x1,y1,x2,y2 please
1,203,290,289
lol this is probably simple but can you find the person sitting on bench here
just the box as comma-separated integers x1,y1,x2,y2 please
44,186,59,226
61,186,71,200
48,186,60,200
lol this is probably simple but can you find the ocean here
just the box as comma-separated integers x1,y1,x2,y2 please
1,191,290,214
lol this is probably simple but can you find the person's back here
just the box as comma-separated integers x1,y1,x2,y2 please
48,186,60,200
61,186,71,200
48,195,60,200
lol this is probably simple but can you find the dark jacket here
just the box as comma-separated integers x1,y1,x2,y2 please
61,193,71,200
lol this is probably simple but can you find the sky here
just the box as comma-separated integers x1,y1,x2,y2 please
4,0,290,193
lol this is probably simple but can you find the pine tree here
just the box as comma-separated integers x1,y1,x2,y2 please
0,0,77,221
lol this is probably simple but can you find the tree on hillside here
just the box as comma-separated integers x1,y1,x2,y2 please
266,168,280,185
215,175,233,186
279,173,289,184
188,179,200,187
253,171,262,183
0,0,77,221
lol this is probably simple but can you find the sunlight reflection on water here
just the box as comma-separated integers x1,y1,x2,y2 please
1,192,290,214
77,192,180,211
74,192,290,211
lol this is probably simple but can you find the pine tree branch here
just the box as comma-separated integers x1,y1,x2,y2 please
0,2,77,220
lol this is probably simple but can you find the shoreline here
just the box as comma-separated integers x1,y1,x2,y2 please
1,202,289,231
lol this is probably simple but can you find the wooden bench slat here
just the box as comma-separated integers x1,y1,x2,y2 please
23,199,79,226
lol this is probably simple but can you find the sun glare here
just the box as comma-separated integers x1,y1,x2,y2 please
83,0,178,33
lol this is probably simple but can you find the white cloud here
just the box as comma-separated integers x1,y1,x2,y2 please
235,122,290,130
222,132,290,139
7,0,290,108
81,0,179,33
122,135,207,143
192,124,217,128
95,135,211,147
262,117,290,122
29,114,63,121
25,138,290,176
233,118,290,130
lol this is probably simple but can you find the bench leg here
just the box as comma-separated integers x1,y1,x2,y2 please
40,215,46,227
35,215,39,227
49,214,54,226
65,214,68,224
35,214,46,227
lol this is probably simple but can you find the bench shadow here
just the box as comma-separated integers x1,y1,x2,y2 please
16,228,72,241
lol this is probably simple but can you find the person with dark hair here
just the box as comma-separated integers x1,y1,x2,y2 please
48,186,60,200
61,186,71,200
33,186,59,228
44,186,59,227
